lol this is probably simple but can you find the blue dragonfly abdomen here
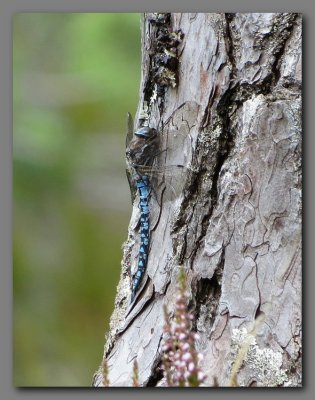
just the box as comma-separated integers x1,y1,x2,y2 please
130,175,150,301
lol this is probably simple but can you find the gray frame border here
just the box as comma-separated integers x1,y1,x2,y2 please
1,0,311,399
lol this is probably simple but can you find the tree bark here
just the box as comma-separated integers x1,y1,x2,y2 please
93,12,302,387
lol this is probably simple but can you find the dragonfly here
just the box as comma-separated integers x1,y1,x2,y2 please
125,112,190,303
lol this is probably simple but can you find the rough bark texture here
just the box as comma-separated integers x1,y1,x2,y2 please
93,13,302,387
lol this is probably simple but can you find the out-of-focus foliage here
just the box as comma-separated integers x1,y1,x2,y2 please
13,13,141,386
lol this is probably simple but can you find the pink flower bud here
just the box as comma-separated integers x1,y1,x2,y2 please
182,343,190,351
198,371,206,382
188,362,195,372
180,361,186,369
184,371,190,380
182,352,192,361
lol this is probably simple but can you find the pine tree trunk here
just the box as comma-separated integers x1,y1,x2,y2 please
93,12,302,387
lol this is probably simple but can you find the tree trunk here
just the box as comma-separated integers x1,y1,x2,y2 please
93,12,302,387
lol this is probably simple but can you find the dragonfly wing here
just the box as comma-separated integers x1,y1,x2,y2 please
126,112,137,203
126,112,134,148
126,168,137,204
137,163,190,199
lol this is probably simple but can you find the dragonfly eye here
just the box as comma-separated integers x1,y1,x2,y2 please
135,127,157,139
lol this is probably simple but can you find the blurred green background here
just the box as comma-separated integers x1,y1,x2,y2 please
13,13,141,386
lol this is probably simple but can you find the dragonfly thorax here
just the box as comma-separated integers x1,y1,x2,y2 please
126,127,159,169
